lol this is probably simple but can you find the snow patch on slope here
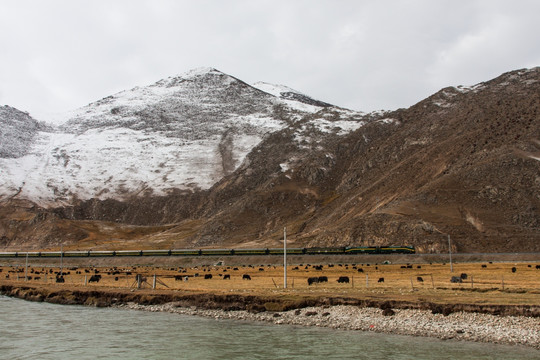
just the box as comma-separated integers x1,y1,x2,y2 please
0,122,273,205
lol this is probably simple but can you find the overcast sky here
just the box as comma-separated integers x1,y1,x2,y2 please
1,0,539,121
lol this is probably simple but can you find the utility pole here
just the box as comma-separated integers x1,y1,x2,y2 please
25,252,29,281
283,227,287,289
60,244,64,276
448,235,453,273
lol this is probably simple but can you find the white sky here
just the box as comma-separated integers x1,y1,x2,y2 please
1,0,539,121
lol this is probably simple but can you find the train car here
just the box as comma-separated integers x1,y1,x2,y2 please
88,250,115,257
305,247,344,255
232,248,269,256
40,251,63,257
170,249,202,256
115,250,143,256
141,249,171,256
344,246,379,254
379,246,415,254
268,248,305,255
23,252,41,257
200,249,233,256
0,252,18,257
64,251,91,257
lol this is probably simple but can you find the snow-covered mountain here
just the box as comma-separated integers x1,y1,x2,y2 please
0,67,364,206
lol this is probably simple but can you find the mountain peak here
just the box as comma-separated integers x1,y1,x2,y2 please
183,67,223,77
150,67,234,89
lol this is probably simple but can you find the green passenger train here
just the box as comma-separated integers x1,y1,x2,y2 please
0,245,415,258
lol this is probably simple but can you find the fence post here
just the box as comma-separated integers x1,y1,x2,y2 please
410,277,414,290
471,275,474,288
351,276,354,288
153,274,156,289
84,275,87,286
430,274,434,289
501,275,505,290
25,253,28,281
366,274,369,288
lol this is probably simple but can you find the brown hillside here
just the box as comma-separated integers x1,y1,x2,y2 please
1,68,539,252
188,68,540,252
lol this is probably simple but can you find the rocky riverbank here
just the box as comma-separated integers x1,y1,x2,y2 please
1,283,539,350
118,302,540,350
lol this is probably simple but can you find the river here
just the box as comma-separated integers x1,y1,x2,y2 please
0,296,537,359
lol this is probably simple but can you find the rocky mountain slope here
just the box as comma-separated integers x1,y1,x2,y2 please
1,67,539,253
0,106,50,159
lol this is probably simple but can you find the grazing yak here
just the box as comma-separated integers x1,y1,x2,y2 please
204,274,213,279
88,274,102,283
308,276,329,285
223,274,231,280
337,276,350,283
242,274,252,280
378,277,385,283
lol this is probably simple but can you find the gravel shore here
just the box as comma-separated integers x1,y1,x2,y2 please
117,302,540,350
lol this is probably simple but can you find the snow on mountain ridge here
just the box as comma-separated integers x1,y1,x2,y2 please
252,81,335,111
0,68,368,206
252,81,304,98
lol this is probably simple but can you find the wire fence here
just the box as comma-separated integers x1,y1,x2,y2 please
2,263,539,292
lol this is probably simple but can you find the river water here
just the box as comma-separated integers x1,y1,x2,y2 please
0,296,538,359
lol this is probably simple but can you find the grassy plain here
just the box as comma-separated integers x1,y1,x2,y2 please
2,257,539,308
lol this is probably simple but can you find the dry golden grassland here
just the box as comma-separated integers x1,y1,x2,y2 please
2,260,539,307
